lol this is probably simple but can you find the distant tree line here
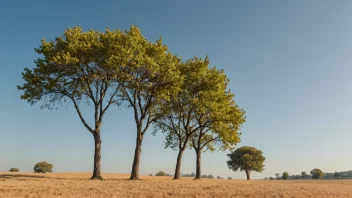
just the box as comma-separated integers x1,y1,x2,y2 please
265,169,352,180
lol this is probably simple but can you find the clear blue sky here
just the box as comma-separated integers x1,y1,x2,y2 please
1,0,352,179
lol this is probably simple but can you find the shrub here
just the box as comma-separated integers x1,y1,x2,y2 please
201,175,208,178
208,175,214,179
149,174,153,176
9,168,19,172
227,177,232,180
155,171,166,176
33,161,53,173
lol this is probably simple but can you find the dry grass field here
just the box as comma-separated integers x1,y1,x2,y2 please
0,172,351,198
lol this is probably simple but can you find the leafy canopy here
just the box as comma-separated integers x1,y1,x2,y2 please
177,57,246,152
155,171,167,176
282,172,289,180
115,26,182,135
34,161,53,173
227,146,265,173
17,26,127,133
311,168,324,179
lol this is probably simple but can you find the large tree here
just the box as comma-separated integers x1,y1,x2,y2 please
154,57,219,179
227,146,265,180
17,27,124,179
185,57,245,179
116,26,181,180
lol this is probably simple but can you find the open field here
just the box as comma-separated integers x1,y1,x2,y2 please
1,173,352,198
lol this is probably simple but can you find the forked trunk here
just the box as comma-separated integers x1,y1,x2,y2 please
173,149,184,179
91,133,103,180
194,150,201,180
130,129,143,180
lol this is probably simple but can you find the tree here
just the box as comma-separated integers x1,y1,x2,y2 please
301,171,308,179
17,27,123,180
155,171,167,176
275,173,280,179
34,161,53,173
208,175,214,179
282,172,289,180
227,177,232,180
154,57,244,180
166,57,244,180
117,26,181,180
149,174,153,176
227,146,265,180
9,168,19,172
311,169,324,179
202,175,208,178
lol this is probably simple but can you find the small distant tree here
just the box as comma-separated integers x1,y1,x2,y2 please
34,161,53,173
311,169,324,180
208,175,214,179
227,146,265,180
264,177,268,180
227,177,232,180
202,175,208,178
191,172,196,177
269,177,274,180
282,172,289,180
301,171,308,179
9,168,19,172
149,174,153,176
275,173,280,179
217,176,221,179
155,171,167,176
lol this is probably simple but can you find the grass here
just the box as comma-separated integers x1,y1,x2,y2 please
0,172,352,198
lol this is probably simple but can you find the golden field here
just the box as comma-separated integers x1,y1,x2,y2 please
0,172,351,198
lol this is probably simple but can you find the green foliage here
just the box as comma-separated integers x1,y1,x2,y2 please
34,161,53,173
301,171,308,179
17,26,122,120
185,57,246,153
8,168,19,172
227,146,265,174
282,172,289,180
155,57,244,153
311,168,324,179
155,171,167,176
275,173,280,179
155,57,245,154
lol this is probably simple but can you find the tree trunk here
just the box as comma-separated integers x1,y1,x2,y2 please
91,133,103,180
246,170,251,180
194,150,201,180
173,149,184,179
130,129,143,180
